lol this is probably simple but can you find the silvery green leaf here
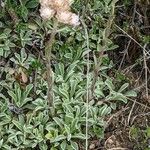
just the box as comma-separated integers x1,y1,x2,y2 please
99,66,109,71
54,142,59,147
0,115,11,126
51,135,66,143
22,98,32,107
36,90,42,95
110,103,116,110
108,93,128,103
59,88,69,99
12,120,23,131
50,147,57,150
39,142,48,150
58,26,71,32
24,84,33,99
70,80,78,98
0,33,7,39
0,139,3,147
63,104,74,113
32,98,45,106
53,117,64,128
18,115,25,125
74,89,85,100
99,104,108,116
0,93,8,100
17,86,22,103
94,87,105,98
58,63,65,76
64,124,71,134
53,86,61,95
65,113,74,124
80,106,86,116
118,83,129,93
64,53,72,59
107,44,119,51
72,133,86,140
89,100,95,106
65,61,79,81
74,47,82,60
105,78,115,91
55,63,61,75
102,106,111,116
97,120,106,126
2,144,11,149
67,133,72,141
75,106,80,117
71,118,79,130
55,75,64,82
45,131,53,140
8,91,17,103
82,49,91,57
70,141,79,150
60,141,67,150
0,48,3,56
125,90,137,97
88,118,96,124
21,48,27,61
65,69,75,81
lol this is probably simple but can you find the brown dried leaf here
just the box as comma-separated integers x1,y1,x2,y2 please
21,71,28,83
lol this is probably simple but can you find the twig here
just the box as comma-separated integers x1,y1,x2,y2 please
115,24,150,98
45,20,58,107
131,112,150,125
107,148,128,150
118,39,131,69
105,107,129,129
127,97,150,110
143,44,149,99
114,24,150,56
127,99,136,125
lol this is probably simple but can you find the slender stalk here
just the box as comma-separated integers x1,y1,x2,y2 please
45,20,58,107
81,18,90,150
90,1,116,99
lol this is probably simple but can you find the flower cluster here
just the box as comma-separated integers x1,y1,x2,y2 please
39,0,80,26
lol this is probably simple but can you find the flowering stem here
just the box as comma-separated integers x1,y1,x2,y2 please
45,20,58,107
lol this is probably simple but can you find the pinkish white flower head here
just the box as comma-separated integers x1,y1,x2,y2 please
56,11,80,26
56,11,71,24
70,13,80,26
39,0,51,7
39,0,80,26
51,0,70,11
40,7,55,20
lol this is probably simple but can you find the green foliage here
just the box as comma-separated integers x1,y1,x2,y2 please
129,126,150,150
0,29,15,57
0,0,137,149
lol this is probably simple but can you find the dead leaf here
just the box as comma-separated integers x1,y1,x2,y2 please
21,70,28,83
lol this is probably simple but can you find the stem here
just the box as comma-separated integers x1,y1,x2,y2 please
90,52,103,98
90,1,116,99
45,20,58,107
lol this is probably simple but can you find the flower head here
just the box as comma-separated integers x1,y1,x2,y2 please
40,7,55,20
56,11,80,26
51,0,70,11
39,0,51,7
69,13,80,26
39,0,80,26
